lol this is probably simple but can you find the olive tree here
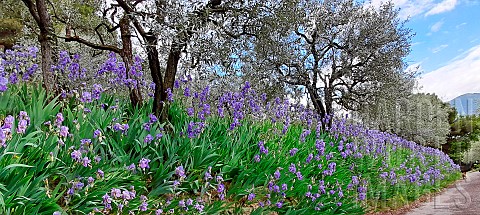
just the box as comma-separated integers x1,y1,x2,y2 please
109,0,276,118
357,93,451,148
240,0,413,125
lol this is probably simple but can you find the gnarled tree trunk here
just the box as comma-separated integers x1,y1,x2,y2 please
22,0,57,95
159,43,182,121
119,15,143,107
146,33,164,117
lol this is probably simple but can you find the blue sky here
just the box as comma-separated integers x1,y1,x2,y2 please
370,0,480,101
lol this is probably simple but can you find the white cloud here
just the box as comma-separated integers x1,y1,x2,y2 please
418,45,480,101
367,0,459,19
411,41,423,46
456,22,467,29
431,44,448,53
464,0,480,6
367,0,434,19
430,21,444,32
425,0,458,16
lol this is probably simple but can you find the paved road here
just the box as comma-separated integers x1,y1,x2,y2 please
405,171,480,215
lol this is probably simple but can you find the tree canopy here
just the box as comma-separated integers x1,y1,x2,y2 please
232,0,414,124
356,93,451,148
9,0,417,125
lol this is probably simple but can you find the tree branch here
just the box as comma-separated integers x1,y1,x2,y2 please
132,0,146,7
46,0,66,24
94,23,119,45
21,0,40,26
295,30,313,44
59,35,121,53
115,0,149,37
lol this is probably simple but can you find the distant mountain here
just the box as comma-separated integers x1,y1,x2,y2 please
449,93,480,116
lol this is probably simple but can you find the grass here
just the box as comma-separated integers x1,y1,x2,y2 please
0,81,460,215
